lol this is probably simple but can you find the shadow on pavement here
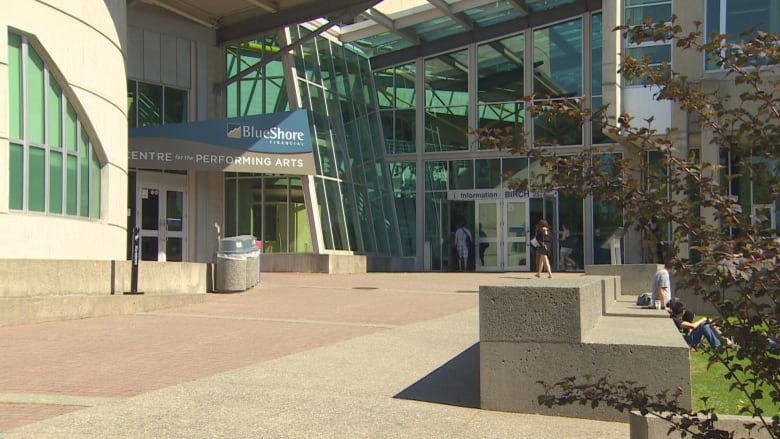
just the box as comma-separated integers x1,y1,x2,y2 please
393,343,480,408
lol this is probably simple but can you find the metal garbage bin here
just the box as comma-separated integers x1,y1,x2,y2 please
215,235,256,292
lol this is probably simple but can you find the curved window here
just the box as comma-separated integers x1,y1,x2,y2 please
8,32,102,218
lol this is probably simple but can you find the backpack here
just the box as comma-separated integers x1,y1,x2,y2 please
636,293,653,307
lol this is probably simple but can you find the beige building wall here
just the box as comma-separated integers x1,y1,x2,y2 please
0,0,128,260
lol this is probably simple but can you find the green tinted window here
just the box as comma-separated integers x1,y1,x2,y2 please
9,143,24,210
29,146,46,212
9,33,23,139
138,82,162,126
49,150,63,213
534,18,583,98
48,79,63,147
27,49,45,144
66,103,77,152
66,155,78,215
90,151,101,218
163,87,187,124
80,127,89,217
9,32,100,218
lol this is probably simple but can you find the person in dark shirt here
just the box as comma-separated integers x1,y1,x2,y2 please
669,300,723,351
534,219,553,278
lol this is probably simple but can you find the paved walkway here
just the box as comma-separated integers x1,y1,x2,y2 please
0,272,629,438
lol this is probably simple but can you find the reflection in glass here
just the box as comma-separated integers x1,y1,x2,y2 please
475,159,501,189
141,236,158,261
376,63,416,154
425,192,447,270
166,190,183,232
163,87,187,124
625,45,671,86
506,201,528,266
478,204,498,267
137,82,162,127
478,33,524,103
593,153,624,264
425,48,469,152
390,162,417,256
478,102,524,150
425,161,449,191
533,18,582,98
141,188,159,230
449,160,474,190
533,98,583,146
503,157,529,191
166,237,183,262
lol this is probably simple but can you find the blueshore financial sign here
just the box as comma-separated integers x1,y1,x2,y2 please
129,110,315,174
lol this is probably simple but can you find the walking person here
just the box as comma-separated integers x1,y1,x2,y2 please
559,223,577,271
454,221,472,272
478,223,489,266
534,219,553,278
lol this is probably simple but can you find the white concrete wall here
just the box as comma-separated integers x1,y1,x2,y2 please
0,0,128,260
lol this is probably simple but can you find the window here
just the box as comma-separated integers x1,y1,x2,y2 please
624,0,672,86
477,33,525,150
424,48,469,152
127,80,188,128
705,0,780,70
7,32,101,219
533,18,584,146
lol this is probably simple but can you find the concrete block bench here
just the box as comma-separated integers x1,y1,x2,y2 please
479,276,691,422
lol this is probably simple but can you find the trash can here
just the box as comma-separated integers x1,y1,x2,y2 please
215,235,257,292
245,247,260,288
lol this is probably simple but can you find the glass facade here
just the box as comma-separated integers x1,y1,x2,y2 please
376,62,416,154
424,48,470,152
592,153,624,265
705,0,780,70
477,33,525,150
377,8,605,270
8,32,101,219
624,0,672,85
224,24,401,256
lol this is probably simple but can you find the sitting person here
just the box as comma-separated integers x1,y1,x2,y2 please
669,300,724,351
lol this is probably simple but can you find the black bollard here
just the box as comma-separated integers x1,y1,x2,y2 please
124,227,144,295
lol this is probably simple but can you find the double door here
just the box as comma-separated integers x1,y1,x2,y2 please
136,172,187,261
476,199,529,271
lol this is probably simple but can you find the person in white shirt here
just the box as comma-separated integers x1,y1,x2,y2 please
454,222,472,272
652,261,675,309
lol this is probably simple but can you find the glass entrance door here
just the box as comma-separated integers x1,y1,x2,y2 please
136,173,187,261
505,200,530,271
476,199,529,271
476,201,499,270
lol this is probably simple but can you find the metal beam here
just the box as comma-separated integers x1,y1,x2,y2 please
215,18,339,92
426,0,474,31
505,0,529,15
371,0,600,69
245,0,278,14
365,8,421,44
217,0,381,45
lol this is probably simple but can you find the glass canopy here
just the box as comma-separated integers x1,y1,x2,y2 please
339,0,580,58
